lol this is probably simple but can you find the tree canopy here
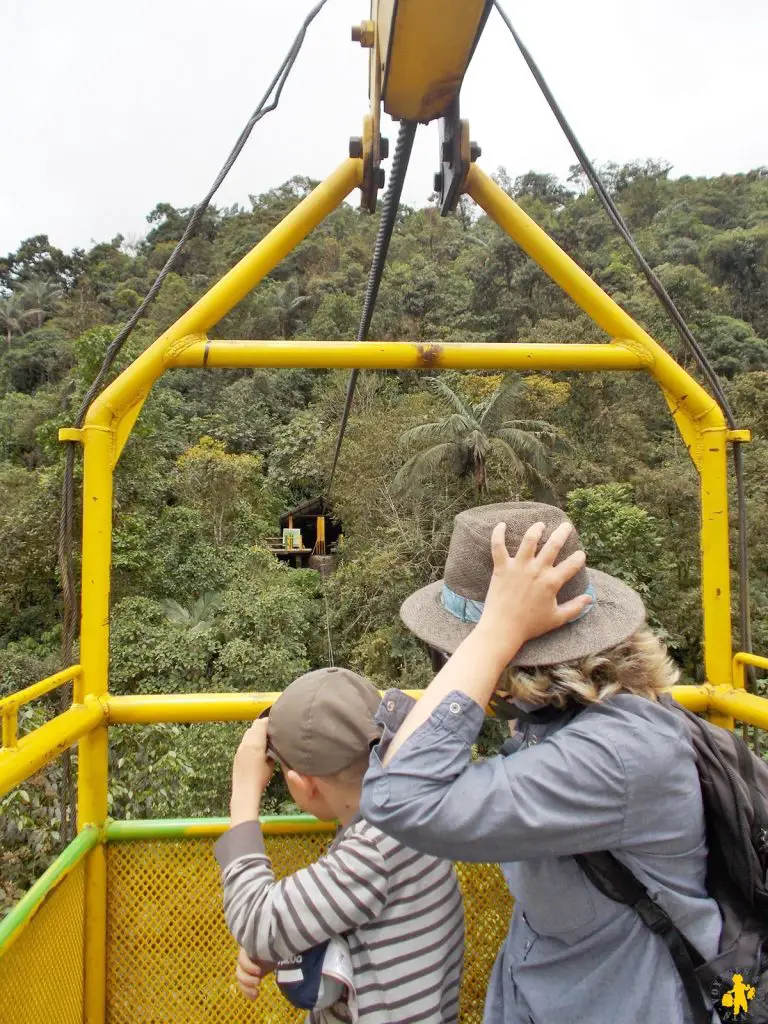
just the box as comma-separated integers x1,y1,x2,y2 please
2,159,768,909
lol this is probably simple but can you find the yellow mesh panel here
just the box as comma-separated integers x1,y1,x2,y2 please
456,861,513,1021
0,860,85,1024
107,836,512,1024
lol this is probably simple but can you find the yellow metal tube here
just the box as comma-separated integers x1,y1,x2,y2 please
709,687,768,731
107,690,424,724
78,426,113,829
1,710,17,749
108,688,716,724
86,159,363,432
0,666,83,752
0,698,104,799
84,843,107,1024
698,437,733,716
733,651,768,690
669,685,710,713
172,340,647,372
465,164,733,698
107,692,283,724
466,165,723,431
78,427,113,1024
0,665,83,716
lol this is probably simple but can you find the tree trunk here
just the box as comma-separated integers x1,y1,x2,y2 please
473,457,487,492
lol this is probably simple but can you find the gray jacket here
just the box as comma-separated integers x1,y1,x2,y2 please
360,689,722,1024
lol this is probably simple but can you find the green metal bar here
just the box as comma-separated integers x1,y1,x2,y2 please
0,826,100,956
105,815,336,841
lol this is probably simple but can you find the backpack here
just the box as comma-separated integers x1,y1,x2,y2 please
576,695,768,1024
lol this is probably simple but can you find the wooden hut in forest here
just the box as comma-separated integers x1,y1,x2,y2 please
266,497,341,574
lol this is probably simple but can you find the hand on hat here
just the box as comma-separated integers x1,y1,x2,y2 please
230,718,275,825
478,520,592,662
381,519,594,766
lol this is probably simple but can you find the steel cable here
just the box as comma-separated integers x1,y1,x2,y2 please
55,0,333,841
327,120,418,493
493,0,753,672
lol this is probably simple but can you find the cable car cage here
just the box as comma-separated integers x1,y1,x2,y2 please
2,1,768,1022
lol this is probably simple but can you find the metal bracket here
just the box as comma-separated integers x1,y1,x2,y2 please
727,429,752,443
59,427,84,443
434,99,480,216
350,116,388,214
350,10,387,214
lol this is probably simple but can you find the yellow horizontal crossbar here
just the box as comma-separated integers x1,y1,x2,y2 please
0,666,83,717
710,688,768,731
668,685,710,713
732,651,768,690
106,690,425,724
0,666,83,751
0,697,105,799
107,687,708,724
171,340,648,372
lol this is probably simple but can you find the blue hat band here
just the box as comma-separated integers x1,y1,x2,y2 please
440,582,596,625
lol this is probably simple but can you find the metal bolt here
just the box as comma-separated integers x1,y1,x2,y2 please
380,136,389,160
470,141,482,162
441,140,453,164
376,168,386,189
433,171,444,193
351,21,375,47
348,137,363,159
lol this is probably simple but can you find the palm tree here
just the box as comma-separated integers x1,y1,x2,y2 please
19,278,64,327
270,279,309,338
395,375,558,493
162,592,221,637
0,293,42,349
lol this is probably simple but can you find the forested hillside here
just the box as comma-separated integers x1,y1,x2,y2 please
2,160,768,906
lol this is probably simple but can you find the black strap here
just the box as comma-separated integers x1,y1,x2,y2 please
575,852,712,1024
733,730,768,834
488,696,577,724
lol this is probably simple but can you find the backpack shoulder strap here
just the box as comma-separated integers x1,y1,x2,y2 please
575,852,712,1024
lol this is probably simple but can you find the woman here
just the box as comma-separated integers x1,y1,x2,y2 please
360,502,721,1024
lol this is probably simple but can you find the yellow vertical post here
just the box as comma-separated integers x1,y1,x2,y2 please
699,432,734,727
78,426,113,1024
316,515,326,556
65,159,363,1021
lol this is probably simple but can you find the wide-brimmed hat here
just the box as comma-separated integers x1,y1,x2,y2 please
400,502,646,667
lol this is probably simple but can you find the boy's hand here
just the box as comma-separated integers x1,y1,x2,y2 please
477,521,591,665
230,719,275,825
234,719,275,792
235,947,275,1002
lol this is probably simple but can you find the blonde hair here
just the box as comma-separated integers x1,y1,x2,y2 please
498,628,679,709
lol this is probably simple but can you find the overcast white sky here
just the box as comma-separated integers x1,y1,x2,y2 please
2,0,766,255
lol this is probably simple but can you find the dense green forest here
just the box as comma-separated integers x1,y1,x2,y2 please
2,159,768,909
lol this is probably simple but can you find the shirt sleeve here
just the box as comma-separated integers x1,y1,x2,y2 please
375,688,417,752
215,822,388,962
360,691,628,863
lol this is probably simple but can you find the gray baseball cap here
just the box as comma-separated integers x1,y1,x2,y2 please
263,668,382,776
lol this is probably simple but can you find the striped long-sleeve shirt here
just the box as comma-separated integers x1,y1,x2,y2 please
215,817,464,1023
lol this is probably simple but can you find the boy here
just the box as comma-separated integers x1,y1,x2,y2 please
215,666,464,1023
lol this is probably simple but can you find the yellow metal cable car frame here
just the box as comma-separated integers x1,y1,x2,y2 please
1,2,768,1022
